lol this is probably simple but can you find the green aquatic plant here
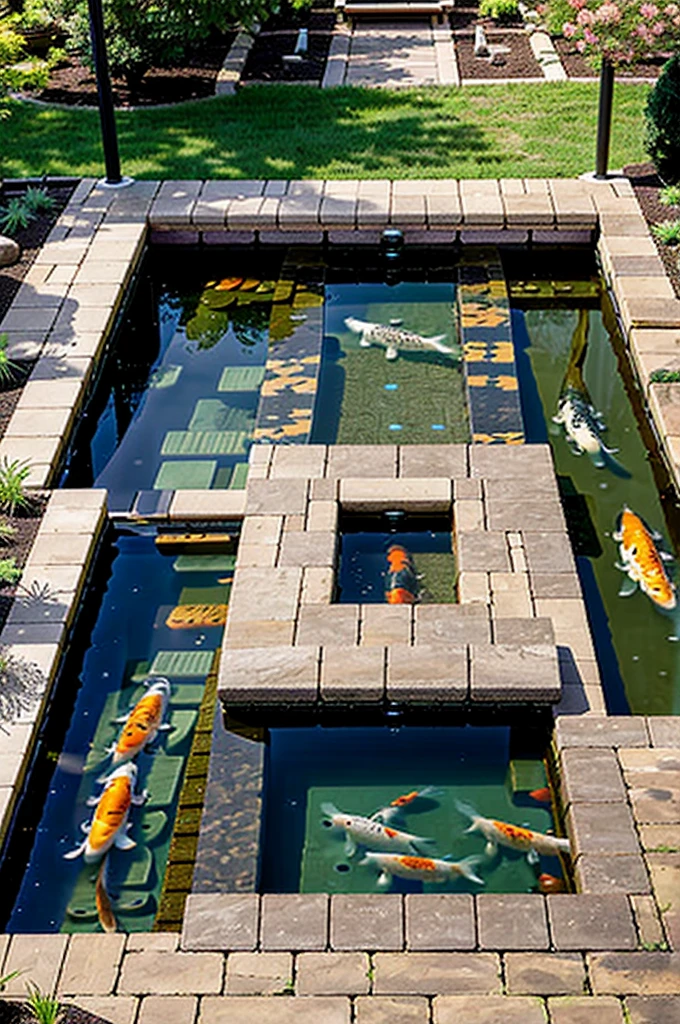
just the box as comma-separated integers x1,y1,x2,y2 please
0,556,21,585
23,185,55,215
0,195,33,234
26,985,63,1024
0,456,32,516
660,185,680,208
651,219,680,245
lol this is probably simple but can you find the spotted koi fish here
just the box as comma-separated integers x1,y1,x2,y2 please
361,851,484,888
614,505,676,611
385,544,418,605
322,802,435,858
455,800,571,862
106,678,171,771
345,316,455,362
64,763,146,864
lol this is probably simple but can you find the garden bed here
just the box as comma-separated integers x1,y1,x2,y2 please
241,7,335,84
625,161,680,301
0,1001,108,1024
30,34,235,107
0,495,47,634
553,37,665,78
455,28,540,79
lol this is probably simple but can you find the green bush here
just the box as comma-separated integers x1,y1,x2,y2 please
46,0,280,87
542,0,574,37
0,15,48,114
479,0,518,20
646,54,680,186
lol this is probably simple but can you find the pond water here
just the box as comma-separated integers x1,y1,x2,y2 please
337,513,456,604
4,528,233,933
513,291,680,716
259,724,566,895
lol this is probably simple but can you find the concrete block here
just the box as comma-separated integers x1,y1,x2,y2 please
470,643,560,703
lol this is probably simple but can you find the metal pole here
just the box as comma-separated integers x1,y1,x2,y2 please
87,0,121,185
595,58,615,179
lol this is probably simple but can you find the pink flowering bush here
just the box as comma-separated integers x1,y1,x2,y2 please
555,0,680,65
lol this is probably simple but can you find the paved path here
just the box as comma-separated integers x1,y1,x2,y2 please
323,18,459,88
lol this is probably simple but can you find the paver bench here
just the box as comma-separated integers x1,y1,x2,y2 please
335,0,455,22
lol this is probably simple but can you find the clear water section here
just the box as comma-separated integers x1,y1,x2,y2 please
259,725,564,895
6,529,232,933
312,281,468,445
337,514,456,604
514,303,680,715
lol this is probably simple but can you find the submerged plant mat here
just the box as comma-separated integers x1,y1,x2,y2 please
1,84,648,179
334,345,469,445
412,550,457,604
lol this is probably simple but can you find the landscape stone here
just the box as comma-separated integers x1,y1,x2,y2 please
118,951,223,995
58,932,126,995
458,531,511,572
557,717,649,748
0,234,20,267
575,853,651,894
361,604,411,646
566,802,641,856
136,996,198,1024
413,604,490,646
470,643,560,703
198,996,351,1023
560,748,626,805
386,644,467,702
321,645,384,702
297,605,358,646
218,647,318,704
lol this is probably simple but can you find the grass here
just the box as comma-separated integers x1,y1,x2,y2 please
0,81,649,180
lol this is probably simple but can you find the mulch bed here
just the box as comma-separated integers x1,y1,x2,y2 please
242,8,335,84
625,161,680,301
455,28,541,79
0,1000,109,1024
0,495,48,634
553,37,665,78
31,34,235,107
0,182,74,326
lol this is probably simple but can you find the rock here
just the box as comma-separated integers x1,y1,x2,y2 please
0,234,20,268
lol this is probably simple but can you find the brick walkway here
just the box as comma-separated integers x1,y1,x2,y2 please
324,19,458,88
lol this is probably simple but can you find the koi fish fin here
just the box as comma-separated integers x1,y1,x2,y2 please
371,807,401,824
660,551,674,562
553,837,571,854
417,786,444,801
131,790,148,807
158,723,172,732
527,849,540,866
411,837,437,854
484,841,498,858
114,833,136,851
458,855,485,886
618,577,639,598
321,802,340,819
63,840,87,861
80,820,92,834
359,338,371,348
344,836,357,858
424,335,453,354
385,345,398,361
86,794,100,807
455,800,481,832
112,716,129,724
377,871,392,889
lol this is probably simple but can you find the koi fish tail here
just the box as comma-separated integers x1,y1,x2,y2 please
321,802,340,820
553,837,572,854
563,308,590,391
425,335,453,354
455,799,481,832
96,857,117,934
417,786,444,801
457,855,485,886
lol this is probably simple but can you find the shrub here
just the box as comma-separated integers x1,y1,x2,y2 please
660,184,680,205
479,0,519,19
646,53,680,184
0,456,32,516
0,15,49,115
0,557,21,586
46,0,280,87
23,185,55,215
651,218,680,243
552,0,680,68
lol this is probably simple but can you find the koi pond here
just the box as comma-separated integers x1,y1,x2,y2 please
507,250,680,716
256,722,566,895
61,246,468,512
2,527,234,933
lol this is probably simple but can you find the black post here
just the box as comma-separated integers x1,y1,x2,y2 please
595,57,615,179
87,0,121,184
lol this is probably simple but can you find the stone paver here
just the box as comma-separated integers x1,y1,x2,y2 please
198,996,350,1023
3,933,69,995
354,996,429,1023
331,895,403,951
260,894,328,951
405,894,475,951
118,951,223,995
548,996,625,1024
69,997,138,1024
433,994,545,1023
505,952,586,995
374,952,501,994
477,894,549,950
136,996,198,1024
296,952,370,995
225,952,292,995
181,893,259,951
588,952,680,994
58,933,126,995
625,994,680,1023
548,895,637,951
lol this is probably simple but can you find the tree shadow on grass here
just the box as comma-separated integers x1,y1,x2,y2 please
2,86,499,180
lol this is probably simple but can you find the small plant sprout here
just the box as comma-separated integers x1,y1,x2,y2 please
660,185,680,208
651,220,680,246
26,984,63,1024
0,196,34,235
0,968,23,990
22,186,55,216
0,557,21,586
0,456,32,516
0,332,21,387
650,368,680,384
0,516,16,544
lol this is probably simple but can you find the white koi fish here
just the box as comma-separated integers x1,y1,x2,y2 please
552,389,618,469
344,316,455,361
456,800,570,864
64,763,147,864
322,802,435,857
360,851,485,888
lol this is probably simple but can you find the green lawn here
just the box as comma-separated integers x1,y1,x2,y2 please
0,82,649,180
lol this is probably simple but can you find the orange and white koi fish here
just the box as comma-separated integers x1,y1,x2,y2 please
371,786,443,823
614,506,676,611
64,763,146,864
322,802,435,858
455,800,570,863
385,544,418,605
361,851,485,888
529,787,552,805
108,678,171,770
